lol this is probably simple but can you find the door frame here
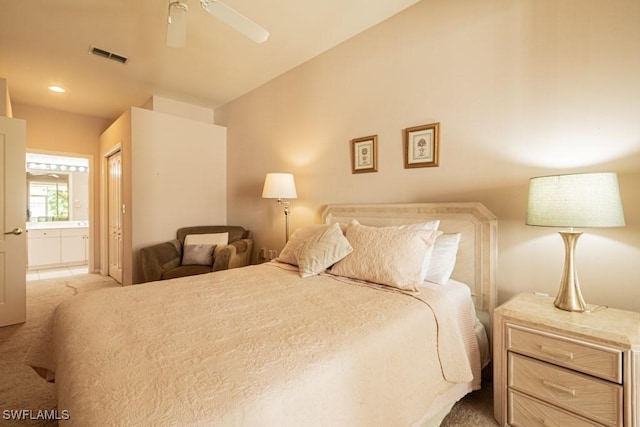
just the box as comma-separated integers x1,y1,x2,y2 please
25,149,95,273
101,143,122,280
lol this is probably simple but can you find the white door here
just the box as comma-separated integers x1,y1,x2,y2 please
0,116,27,327
107,150,123,283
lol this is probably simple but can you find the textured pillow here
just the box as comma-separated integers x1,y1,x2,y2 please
392,221,441,281
349,219,440,232
182,244,216,266
382,220,440,231
341,219,441,282
294,223,353,278
425,233,461,285
182,233,229,265
277,224,331,266
331,223,440,292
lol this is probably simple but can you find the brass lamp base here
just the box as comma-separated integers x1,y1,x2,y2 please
554,231,587,312
277,198,292,243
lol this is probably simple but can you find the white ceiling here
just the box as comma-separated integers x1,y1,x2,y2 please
0,0,420,120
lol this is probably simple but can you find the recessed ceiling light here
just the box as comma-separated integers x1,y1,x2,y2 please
48,85,66,93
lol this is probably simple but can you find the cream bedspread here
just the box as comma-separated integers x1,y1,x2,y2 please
26,263,481,426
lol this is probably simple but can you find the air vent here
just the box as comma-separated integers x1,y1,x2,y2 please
89,46,128,64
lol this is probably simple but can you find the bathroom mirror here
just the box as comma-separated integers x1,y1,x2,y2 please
27,172,70,222
26,153,89,223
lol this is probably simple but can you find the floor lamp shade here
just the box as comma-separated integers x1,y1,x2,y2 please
526,172,625,312
262,173,297,243
261,173,297,200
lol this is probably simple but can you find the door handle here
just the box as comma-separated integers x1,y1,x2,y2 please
4,227,24,236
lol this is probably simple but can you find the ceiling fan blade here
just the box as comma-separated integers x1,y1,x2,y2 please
200,0,269,43
166,1,189,48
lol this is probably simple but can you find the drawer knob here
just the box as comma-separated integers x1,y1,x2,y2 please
542,380,576,396
540,345,574,360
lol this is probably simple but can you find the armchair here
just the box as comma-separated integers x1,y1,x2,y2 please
140,225,253,283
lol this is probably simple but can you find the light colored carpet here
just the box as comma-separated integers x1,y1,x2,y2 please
441,380,497,426
0,274,497,426
0,274,119,426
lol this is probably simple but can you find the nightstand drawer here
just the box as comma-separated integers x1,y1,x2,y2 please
507,324,622,383
509,353,623,427
508,389,603,427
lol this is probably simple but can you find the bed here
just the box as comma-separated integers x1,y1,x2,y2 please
26,202,497,426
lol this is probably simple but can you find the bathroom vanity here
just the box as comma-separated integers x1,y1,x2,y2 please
27,222,89,270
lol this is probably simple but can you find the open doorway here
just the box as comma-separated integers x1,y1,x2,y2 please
25,153,91,281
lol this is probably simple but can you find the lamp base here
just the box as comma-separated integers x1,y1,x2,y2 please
554,231,587,312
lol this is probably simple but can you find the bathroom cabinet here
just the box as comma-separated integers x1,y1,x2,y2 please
28,226,88,269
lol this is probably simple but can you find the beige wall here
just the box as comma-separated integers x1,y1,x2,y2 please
12,102,110,272
0,78,12,118
130,107,227,284
217,0,640,311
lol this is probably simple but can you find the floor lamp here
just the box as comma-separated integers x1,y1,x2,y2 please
262,173,297,243
526,172,625,312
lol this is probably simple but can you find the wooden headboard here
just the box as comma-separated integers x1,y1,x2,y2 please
321,202,498,315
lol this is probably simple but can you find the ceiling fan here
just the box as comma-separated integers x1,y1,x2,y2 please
166,0,269,47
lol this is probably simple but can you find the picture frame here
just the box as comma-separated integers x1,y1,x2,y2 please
404,122,439,168
351,135,378,174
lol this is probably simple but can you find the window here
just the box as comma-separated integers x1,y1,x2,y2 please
28,180,69,222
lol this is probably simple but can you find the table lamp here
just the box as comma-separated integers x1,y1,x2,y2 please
262,173,297,242
526,172,625,312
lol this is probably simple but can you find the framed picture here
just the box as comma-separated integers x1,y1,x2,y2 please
351,135,378,174
404,122,440,168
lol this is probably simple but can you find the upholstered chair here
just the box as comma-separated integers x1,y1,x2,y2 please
140,225,253,283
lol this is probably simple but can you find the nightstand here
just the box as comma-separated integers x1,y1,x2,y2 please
493,293,640,427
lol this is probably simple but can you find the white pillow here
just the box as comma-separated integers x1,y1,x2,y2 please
183,232,229,262
349,219,440,232
295,223,353,278
277,224,328,266
425,233,461,285
382,220,440,231
330,222,440,292
349,219,440,281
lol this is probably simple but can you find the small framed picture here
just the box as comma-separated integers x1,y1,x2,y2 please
404,122,439,168
351,135,378,174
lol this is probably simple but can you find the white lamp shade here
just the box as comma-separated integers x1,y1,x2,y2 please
262,173,297,199
527,172,625,228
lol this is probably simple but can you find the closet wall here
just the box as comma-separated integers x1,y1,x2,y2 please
100,99,226,285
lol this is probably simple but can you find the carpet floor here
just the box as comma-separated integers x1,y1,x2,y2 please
0,274,497,426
